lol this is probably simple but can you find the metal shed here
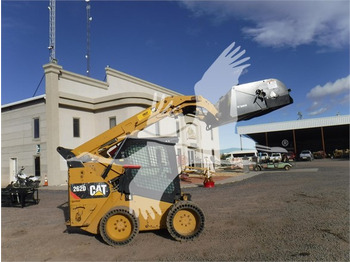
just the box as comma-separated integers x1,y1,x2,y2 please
237,115,350,157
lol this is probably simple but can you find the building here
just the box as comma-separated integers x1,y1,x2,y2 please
237,115,350,157
1,63,220,187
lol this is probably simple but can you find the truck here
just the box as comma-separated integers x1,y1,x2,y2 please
258,152,270,162
58,79,293,245
269,152,282,162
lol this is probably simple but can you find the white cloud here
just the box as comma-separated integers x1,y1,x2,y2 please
307,75,350,99
308,107,328,116
306,75,350,116
180,0,349,49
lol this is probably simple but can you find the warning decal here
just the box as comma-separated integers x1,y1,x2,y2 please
137,108,151,121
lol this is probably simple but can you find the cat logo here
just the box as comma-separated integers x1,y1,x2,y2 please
90,184,108,197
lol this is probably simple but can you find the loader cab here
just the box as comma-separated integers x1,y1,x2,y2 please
113,137,181,203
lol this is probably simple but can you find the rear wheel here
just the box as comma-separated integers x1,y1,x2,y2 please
166,201,205,241
99,207,139,246
284,165,290,170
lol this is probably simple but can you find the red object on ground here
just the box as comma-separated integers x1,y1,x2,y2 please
44,175,48,186
204,181,215,188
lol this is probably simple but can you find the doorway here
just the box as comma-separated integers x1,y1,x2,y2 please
34,156,41,176
188,150,195,167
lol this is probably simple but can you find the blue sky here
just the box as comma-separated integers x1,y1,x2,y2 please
2,0,350,128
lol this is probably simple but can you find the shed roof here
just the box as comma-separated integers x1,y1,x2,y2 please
237,115,350,134
1,95,46,110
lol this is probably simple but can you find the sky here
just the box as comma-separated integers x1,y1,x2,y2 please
2,0,350,131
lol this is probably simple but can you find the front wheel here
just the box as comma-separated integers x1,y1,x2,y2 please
254,165,261,171
11,181,20,188
284,165,290,170
166,201,205,241
99,207,139,246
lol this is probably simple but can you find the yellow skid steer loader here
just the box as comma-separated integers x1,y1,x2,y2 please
58,80,292,245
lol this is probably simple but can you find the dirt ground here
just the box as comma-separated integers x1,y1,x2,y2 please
2,159,349,261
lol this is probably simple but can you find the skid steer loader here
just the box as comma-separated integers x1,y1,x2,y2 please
58,79,292,245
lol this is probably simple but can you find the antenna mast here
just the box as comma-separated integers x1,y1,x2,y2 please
86,0,92,76
48,0,56,62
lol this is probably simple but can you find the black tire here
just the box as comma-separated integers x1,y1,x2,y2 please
166,201,205,241
254,165,261,171
99,207,139,246
284,165,290,170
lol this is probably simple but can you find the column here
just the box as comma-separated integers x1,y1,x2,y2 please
43,62,63,186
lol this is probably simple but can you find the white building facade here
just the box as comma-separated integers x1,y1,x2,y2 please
1,63,220,187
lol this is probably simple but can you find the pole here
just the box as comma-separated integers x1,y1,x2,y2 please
293,129,297,154
321,127,326,157
48,0,56,62
86,0,92,76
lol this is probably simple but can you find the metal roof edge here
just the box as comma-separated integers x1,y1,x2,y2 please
2,95,46,109
237,115,350,134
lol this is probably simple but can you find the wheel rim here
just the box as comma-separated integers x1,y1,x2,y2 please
173,209,198,236
105,214,133,242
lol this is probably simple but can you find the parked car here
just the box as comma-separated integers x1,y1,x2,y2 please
299,150,314,161
313,151,326,159
270,153,282,162
258,152,270,162
287,152,296,161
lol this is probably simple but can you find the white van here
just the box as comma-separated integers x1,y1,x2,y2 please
225,150,258,162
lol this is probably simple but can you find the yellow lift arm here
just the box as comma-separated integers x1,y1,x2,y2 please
69,95,218,159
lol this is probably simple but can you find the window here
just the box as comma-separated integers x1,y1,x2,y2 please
177,148,181,157
34,156,41,176
34,118,40,138
109,117,116,129
73,118,80,137
188,150,195,167
114,139,176,198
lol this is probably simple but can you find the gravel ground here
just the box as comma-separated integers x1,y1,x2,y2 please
2,159,349,261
